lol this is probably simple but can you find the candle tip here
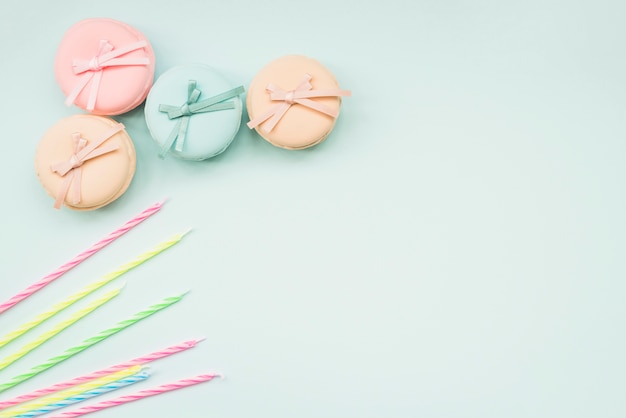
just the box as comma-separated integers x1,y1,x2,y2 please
181,228,193,237
196,337,207,343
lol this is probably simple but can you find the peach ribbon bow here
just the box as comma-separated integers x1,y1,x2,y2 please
50,124,123,209
247,74,351,133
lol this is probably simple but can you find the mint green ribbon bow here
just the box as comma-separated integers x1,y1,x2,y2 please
158,80,244,158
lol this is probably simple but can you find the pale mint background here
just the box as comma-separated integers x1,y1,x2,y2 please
0,1,625,417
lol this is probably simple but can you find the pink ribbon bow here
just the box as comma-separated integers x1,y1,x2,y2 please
246,74,351,133
50,124,123,209
65,39,150,111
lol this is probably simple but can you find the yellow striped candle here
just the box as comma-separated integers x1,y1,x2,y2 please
0,230,189,349
0,292,187,393
0,365,142,417
0,287,122,372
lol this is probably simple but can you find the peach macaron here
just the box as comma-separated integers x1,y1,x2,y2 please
35,115,136,210
246,55,351,149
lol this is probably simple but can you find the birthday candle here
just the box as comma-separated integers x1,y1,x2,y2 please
0,292,187,394
0,200,164,315
14,370,150,417
0,230,188,349
0,366,143,418
16,370,150,418
0,287,122,372
47,374,221,418
0,339,202,410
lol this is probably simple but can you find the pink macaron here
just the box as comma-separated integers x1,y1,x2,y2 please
54,18,155,115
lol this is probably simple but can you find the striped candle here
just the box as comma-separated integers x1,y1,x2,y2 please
0,230,189,349
0,339,202,410
0,200,164,315
47,374,221,418
0,366,143,418
15,371,150,417
0,292,187,394
0,287,122,372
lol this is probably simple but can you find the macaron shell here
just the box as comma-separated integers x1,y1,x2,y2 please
55,18,155,115
35,115,136,210
247,55,342,149
145,64,242,160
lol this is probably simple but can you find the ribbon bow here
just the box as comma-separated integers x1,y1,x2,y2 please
246,73,351,133
157,80,244,158
65,39,150,111
50,124,123,209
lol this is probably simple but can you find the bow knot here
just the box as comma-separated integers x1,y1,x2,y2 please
67,154,84,170
65,39,150,111
50,124,124,209
157,80,244,158
247,74,351,133
179,103,193,117
284,91,296,105
88,56,102,72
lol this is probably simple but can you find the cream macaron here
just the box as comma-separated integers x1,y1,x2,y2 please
35,115,136,210
246,55,351,149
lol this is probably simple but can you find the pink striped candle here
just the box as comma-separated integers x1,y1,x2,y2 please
47,374,220,418
0,339,202,410
0,200,165,315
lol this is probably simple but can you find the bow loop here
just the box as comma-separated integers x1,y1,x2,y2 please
64,133,88,170
157,81,244,157
50,124,124,209
65,40,150,111
247,74,351,133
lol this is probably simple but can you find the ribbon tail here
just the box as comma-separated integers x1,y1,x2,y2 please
262,103,292,133
50,161,72,176
65,73,93,107
296,89,352,99
95,40,148,63
74,124,124,162
196,86,244,109
219,85,245,100
174,117,190,153
158,104,181,119
54,172,74,209
70,167,82,204
196,102,235,113
247,104,283,130
86,71,103,111
82,143,119,163
159,119,182,158
99,57,151,68
295,98,339,118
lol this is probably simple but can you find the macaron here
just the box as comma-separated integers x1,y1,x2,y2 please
55,18,155,115
246,55,351,150
145,64,244,160
35,115,136,210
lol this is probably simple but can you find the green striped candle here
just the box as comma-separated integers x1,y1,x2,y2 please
0,292,187,394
